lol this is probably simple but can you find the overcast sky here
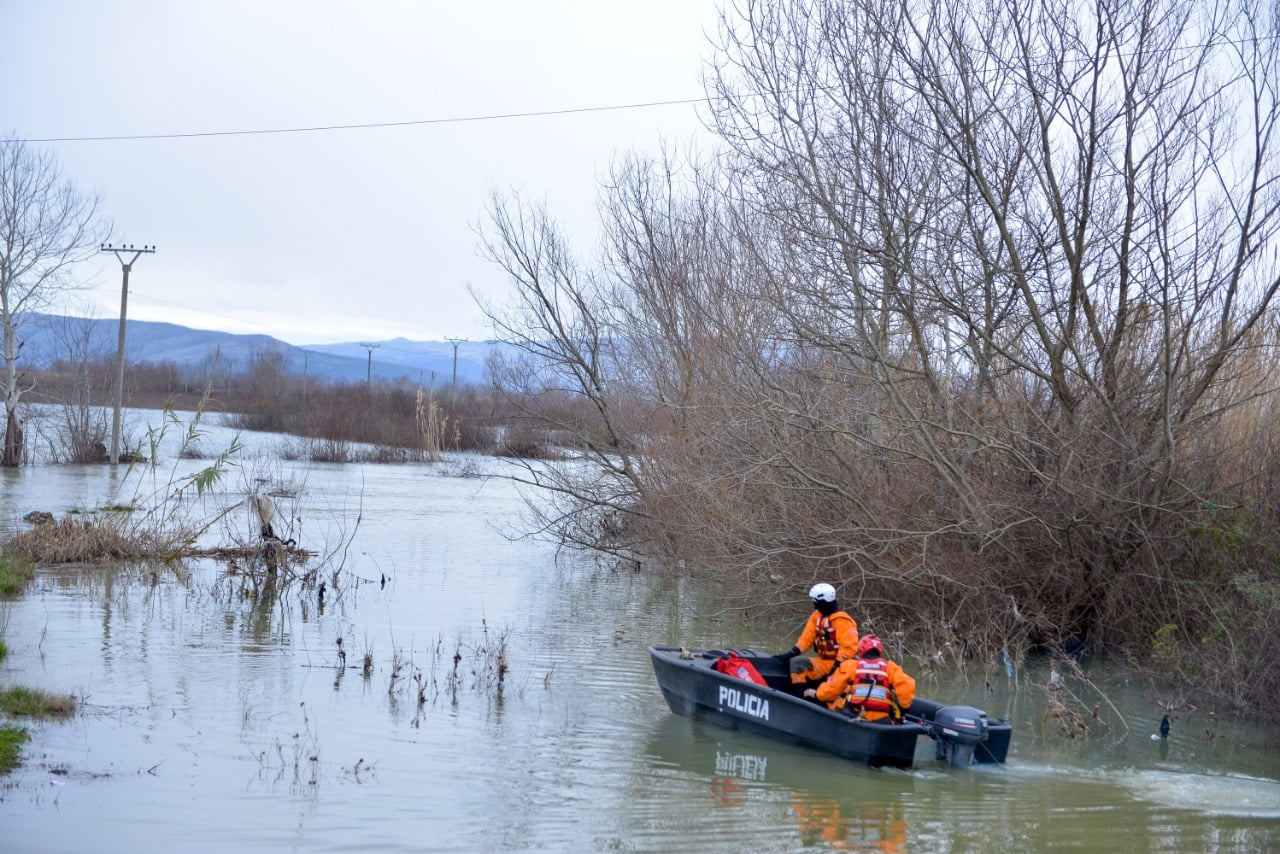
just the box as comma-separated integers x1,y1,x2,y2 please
4,1,721,346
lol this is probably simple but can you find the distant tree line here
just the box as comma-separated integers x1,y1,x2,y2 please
23,345,587,463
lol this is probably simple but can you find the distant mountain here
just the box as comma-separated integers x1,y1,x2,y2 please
16,313,496,387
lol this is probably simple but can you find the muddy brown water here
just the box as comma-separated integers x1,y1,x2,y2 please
1,413,1278,852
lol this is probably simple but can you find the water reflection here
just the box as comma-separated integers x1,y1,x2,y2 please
790,795,907,852
646,699,1280,852
709,742,911,850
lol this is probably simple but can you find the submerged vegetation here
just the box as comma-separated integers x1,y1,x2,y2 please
363,622,511,716
0,726,27,774
0,687,77,775
0,555,35,596
0,686,77,719
5,514,180,564
3,397,260,565
472,0,1280,723
243,622,511,792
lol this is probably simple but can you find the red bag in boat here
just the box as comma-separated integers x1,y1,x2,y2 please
714,653,767,686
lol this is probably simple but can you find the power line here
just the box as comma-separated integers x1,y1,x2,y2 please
19,26,1280,147
15,17,1280,148
20,97,710,144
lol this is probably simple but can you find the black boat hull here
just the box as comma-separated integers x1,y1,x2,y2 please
649,646,1011,769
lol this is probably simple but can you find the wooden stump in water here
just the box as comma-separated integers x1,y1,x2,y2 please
263,540,286,574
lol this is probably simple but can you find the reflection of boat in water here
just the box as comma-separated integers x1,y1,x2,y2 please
646,715,912,851
650,645,1012,769
791,794,908,852
647,713,885,789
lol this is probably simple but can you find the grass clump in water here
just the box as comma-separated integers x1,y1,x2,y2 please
3,515,183,564
0,686,77,718
0,686,75,775
0,556,36,595
0,725,28,774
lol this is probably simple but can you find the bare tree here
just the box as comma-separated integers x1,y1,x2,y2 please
475,191,650,554
45,310,114,462
696,0,1280,640
478,0,1280,709
475,157,777,560
0,133,108,465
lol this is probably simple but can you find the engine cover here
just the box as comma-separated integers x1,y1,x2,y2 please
932,705,990,766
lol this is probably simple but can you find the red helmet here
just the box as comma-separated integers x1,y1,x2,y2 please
857,635,883,657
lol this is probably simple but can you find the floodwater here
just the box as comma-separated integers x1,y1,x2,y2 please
1,411,1278,852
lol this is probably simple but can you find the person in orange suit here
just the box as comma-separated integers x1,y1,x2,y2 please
806,634,915,722
773,582,859,687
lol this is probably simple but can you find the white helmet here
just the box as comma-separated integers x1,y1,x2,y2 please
809,582,837,603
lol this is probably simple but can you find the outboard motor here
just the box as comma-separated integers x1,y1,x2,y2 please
932,705,990,767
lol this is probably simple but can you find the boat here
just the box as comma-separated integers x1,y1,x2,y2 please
649,645,1012,769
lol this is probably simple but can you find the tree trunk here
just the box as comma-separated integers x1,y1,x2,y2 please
3,407,23,466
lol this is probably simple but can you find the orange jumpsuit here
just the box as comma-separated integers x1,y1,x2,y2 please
789,609,859,684
815,654,915,721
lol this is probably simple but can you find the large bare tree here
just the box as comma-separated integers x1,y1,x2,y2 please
0,134,107,465
481,0,1280,709
699,0,1280,641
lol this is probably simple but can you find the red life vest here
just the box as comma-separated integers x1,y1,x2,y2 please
843,657,896,714
714,653,767,686
814,615,838,659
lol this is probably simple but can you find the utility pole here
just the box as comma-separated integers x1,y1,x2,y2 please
445,337,465,408
101,243,155,465
359,343,380,386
